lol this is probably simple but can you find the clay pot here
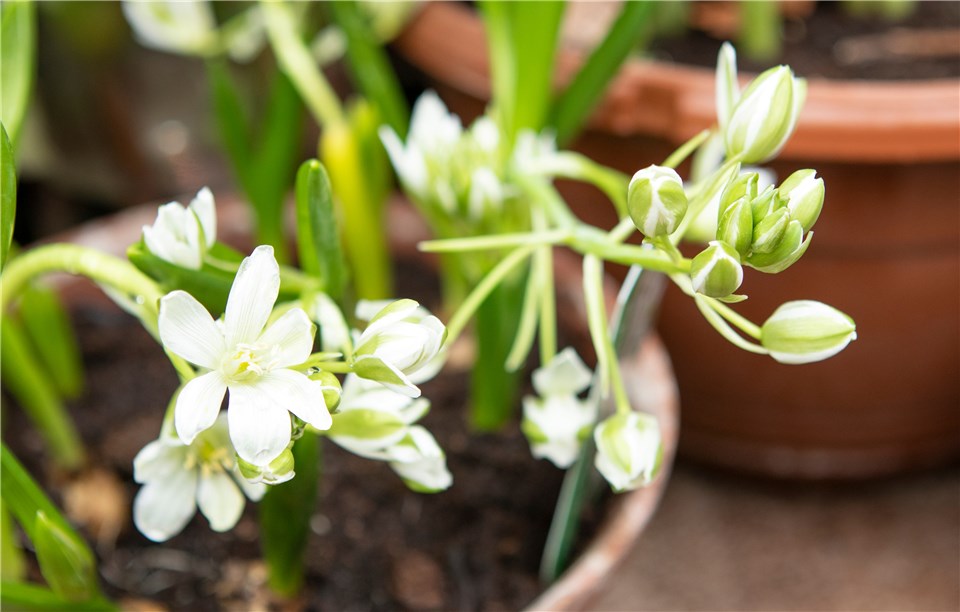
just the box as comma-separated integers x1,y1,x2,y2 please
391,2,960,478
37,195,679,609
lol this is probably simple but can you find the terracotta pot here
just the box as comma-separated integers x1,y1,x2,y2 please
36,195,679,609
391,2,960,478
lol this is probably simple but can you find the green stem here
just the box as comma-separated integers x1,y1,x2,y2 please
706,297,762,339
533,152,630,218
662,129,712,169
260,0,345,128
670,154,743,246
418,229,569,254
444,245,536,348
569,232,688,274
537,243,557,365
582,256,630,414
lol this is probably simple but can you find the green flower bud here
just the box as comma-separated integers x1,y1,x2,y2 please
746,219,812,273
751,206,790,254
594,412,662,492
725,65,807,164
718,171,760,220
779,169,824,232
309,370,343,413
750,186,779,225
690,240,744,298
717,196,754,256
238,448,296,485
761,300,857,364
627,165,688,237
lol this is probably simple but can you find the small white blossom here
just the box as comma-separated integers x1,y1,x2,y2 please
594,412,662,492
123,0,219,56
132,415,265,542
352,299,446,397
385,426,452,493
521,348,597,468
158,245,331,466
142,187,217,270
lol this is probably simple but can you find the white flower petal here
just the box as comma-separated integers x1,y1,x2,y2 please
133,439,187,484
175,371,227,444
223,246,280,346
532,347,592,397
190,187,217,248
233,468,268,501
196,471,245,532
133,466,198,542
228,384,292,466
256,308,315,368
159,290,226,369
257,369,331,430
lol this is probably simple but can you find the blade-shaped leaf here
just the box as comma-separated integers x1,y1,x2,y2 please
0,581,114,611
0,445,81,544
0,498,26,581
19,285,84,399
33,511,98,602
0,0,36,145
1,123,15,269
294,160,347,299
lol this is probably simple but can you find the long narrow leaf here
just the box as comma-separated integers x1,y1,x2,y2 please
550,1,655,145
327,0,409,137
0,498,26,581
33,512,99,602
294,160,347,299
259,433,319,597
0,317,84,469
508,1,565,134
0,445,80,543
20,285,84,399
0,581,113,611
1,123,14,269
0,0,36,145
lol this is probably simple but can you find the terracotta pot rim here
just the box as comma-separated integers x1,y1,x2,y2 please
40,195,680,611
393,2,960,163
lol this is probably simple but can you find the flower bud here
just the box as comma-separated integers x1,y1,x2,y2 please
750,186,778,225
746,219,811,273
760,300,857,364
309,370,342,413
690,241,744,298
718,171,760,220
627,165,688,238
238,448,296,485
724,65,806,164
717,197,754,257
593,412,662,492
750,206,790,254
779,169,824,232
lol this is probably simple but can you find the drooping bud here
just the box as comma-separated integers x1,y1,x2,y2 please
593,412,662,492
717,197,754,256
690,241,744,298
750,206,790,254
760,300,857,364
724,65,807,164
309,370,342,413
627,165,688,238
238,448,296,485
779,169,825,232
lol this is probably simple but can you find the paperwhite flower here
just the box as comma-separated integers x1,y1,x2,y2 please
521,348,598,468
132,415,265,542
158,245,331,466
594,412,662,492
142,187,217,270
122,0,219,56
352,299,446,397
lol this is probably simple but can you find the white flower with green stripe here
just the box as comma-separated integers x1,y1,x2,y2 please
142,187,216,270
761,301,857,364
594,412,662,492
158,245,332,467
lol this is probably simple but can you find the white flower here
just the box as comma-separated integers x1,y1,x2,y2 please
521,348,597,468
132,415,265,542
385,427,452,493
122,0,219,56
158,245,331,466
142,187,217,270
328,375,430,457
594,412,662,492
352,299,446,397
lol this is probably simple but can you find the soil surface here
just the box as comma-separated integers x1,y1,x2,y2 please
3,257,603,611
648,1,960,80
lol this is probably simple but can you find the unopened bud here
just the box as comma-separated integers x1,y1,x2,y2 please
717,197,754,256
238,449,296,485
690,241,744,298
627,165,688,237
761,300,857,364
310,370,343,413
746,219,811,273
779,169,824,232
724,65,806,164
751,206,790,254
718,171,760,220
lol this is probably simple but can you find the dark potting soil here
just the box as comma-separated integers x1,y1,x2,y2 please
648,1,960,80
3,258,604,611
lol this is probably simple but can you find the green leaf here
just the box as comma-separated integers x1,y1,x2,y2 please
0,498,26,581
33,512,98,602
326,0,409,137
508,0,565,135
294,160,347,299
127,242,237,315
259,433,319,597
0,582,114,611
19,285,84,399
1,123,15,269
0,317,84,469
0,0,36,145
207,59,253,186
550,1,655,145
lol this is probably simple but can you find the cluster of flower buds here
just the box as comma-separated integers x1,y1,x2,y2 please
691,168,825,298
